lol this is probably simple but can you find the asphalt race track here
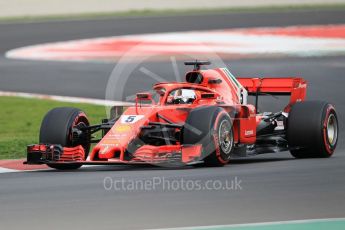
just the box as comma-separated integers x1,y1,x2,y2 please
1,9,345,230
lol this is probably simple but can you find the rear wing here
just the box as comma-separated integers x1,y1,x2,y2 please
237,77,307,112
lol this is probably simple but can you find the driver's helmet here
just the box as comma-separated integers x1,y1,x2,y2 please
172,89,195,104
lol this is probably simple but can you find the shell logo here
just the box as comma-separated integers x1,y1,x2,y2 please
114,125,131,133
101,139,120,145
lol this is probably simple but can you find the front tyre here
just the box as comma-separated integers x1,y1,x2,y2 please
39,107,90,170
183,106,234,167
287,101,338,158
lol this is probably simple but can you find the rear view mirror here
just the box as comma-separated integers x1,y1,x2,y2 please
136,92,155,106
201,92,216,99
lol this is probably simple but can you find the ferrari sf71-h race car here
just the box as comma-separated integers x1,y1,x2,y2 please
26,61,339,170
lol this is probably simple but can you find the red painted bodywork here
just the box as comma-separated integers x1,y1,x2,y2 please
27,67,307,165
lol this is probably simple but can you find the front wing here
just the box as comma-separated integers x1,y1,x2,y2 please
25,144,203,166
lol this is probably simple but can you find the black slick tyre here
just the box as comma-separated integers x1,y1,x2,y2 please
39,107,90,170
287,101,338,158
183,106,234,167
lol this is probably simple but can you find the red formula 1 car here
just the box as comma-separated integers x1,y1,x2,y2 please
26,61,339,170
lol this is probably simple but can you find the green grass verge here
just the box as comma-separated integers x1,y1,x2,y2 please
0,96,107,160
1,3,345,23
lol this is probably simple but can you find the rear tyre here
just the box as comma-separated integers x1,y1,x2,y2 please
39,107,90,170
287,101,338,158
183,106,234,167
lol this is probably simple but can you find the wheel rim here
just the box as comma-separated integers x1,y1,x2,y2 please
326,113,338,146
218,119,233,154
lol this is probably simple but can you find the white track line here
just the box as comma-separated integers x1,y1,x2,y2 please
0,91,133,106
0,166,102,174
0,167,18,173
146,218,345,230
